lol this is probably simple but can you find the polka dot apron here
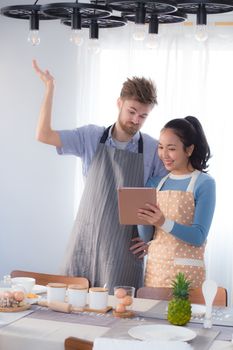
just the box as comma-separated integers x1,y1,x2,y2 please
145,170,205,289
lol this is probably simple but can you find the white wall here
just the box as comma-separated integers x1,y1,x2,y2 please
0,14,80,277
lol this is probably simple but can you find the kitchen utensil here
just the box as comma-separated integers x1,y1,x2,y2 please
202,279,217,328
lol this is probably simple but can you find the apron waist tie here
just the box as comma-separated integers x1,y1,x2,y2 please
174,258,205,267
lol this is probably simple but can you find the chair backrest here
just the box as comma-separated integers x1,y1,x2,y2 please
137,287,172,301
136,286,227,306
65,337,93,350
189,286,227,306
10,270,89,289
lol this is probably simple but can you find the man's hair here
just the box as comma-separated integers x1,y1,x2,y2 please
120,77,157,106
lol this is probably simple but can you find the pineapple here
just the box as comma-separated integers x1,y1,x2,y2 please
167,272,192,326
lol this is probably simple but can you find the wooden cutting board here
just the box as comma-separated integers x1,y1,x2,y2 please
0,303,31,312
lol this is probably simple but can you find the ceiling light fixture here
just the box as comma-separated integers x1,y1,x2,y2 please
1,1,233,47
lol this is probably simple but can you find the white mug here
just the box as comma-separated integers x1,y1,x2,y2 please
47,283,66,303
67,285,87,308
11,277,36,294
89,287,108,310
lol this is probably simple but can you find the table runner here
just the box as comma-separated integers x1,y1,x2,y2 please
25,306,220,349
27,306,119,327
24,303,233,347
137,301,233,326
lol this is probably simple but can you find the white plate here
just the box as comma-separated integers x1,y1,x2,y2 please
128,324,196,342
32,285,47,294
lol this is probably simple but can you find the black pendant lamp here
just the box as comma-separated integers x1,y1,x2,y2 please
177,0,233,41
1,2,57,46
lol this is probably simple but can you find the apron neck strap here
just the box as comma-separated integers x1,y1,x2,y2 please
157,173,170,190
100,125,111,143
186,170,201,192
100,124,143,154
157,170,201,192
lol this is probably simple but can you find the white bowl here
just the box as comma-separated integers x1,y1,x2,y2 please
11,277,36,294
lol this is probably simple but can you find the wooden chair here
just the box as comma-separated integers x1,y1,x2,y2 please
136,286,228,306
65,337,93,350
10,270,89,288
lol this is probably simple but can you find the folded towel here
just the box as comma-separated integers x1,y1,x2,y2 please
93,337,192,350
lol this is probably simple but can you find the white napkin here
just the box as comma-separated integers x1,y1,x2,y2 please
0,309,33,328
93,337,192,350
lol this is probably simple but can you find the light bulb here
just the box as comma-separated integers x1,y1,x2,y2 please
145,33,159,49
70,30,84,46
88,39,100,54
132,24,146,41
195,25,208,42
28,30,40,46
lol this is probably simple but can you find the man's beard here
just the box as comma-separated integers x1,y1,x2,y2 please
118,118,139,136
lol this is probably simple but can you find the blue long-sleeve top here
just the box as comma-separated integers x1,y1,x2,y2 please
138,172,216,247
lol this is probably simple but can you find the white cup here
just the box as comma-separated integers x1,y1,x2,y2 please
67,284,87,308
47,283,66,303
89,287,108,310
11,277,36,294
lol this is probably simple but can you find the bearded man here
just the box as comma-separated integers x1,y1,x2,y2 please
33,60,166,294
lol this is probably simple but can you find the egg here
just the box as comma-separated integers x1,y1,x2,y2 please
13,291,25,302
114,288,127,299
115,303,126,313
3,291,13,299
121,295,133,306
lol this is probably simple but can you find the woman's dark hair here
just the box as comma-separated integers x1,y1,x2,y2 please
163,116,211,172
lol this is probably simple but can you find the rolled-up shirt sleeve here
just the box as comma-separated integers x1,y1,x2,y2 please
55,124,105,177
57,129,86,156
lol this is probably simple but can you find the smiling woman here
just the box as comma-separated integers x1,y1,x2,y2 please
138,116,215,289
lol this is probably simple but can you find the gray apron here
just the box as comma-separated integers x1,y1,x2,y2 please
61,125,144,294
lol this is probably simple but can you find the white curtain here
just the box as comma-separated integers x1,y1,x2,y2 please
74,22,233,305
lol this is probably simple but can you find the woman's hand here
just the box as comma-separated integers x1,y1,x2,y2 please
32,59,54,87
129,237,148,259
138,203,165,227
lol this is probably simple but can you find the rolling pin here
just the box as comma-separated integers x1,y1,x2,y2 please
38,300,84,313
